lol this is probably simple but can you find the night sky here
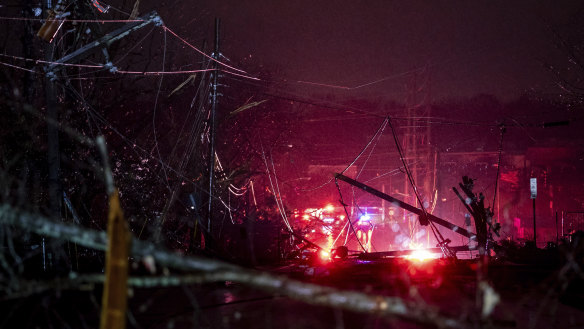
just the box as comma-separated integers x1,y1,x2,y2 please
183,1,583,101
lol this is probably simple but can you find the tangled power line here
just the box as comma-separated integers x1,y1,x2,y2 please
0,5,569,252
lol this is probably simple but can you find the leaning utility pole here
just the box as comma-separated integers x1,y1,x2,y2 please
207,18,220,233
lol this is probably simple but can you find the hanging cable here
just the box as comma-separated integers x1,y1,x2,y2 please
331,220,349,247
388,117,427,217
356,119,388,179
388,117,454,256
299,116,389,192
162,26,246,74
152,27,171,192
0,16,145,23
0,60,38,73
348,119,388,234
492,124,506,209
60,81,237,212
334,178,367,253
270,152,288,224
261,144,292,232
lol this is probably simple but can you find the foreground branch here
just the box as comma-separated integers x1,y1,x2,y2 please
0,204,464,328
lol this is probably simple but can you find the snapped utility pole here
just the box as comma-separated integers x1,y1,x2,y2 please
335,173,476,240
207,18,220,233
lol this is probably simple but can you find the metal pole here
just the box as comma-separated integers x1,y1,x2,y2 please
533,198,536,247
207,18,220,233
44,0,59,272
561,211,564,241
555,211,558,245
381,184,386,223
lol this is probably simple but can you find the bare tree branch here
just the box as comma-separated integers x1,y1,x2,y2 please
0,204,465,328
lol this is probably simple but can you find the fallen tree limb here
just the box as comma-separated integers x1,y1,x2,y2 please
0,204,465,328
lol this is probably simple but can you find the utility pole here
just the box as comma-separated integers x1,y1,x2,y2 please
207,18,220,233
403,67,432,247
42,0,60,272
37,10,162,267
530,177,537,247
555,211,558,244
533,198,536,247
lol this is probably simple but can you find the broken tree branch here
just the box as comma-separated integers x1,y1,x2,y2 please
0,204,465,328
